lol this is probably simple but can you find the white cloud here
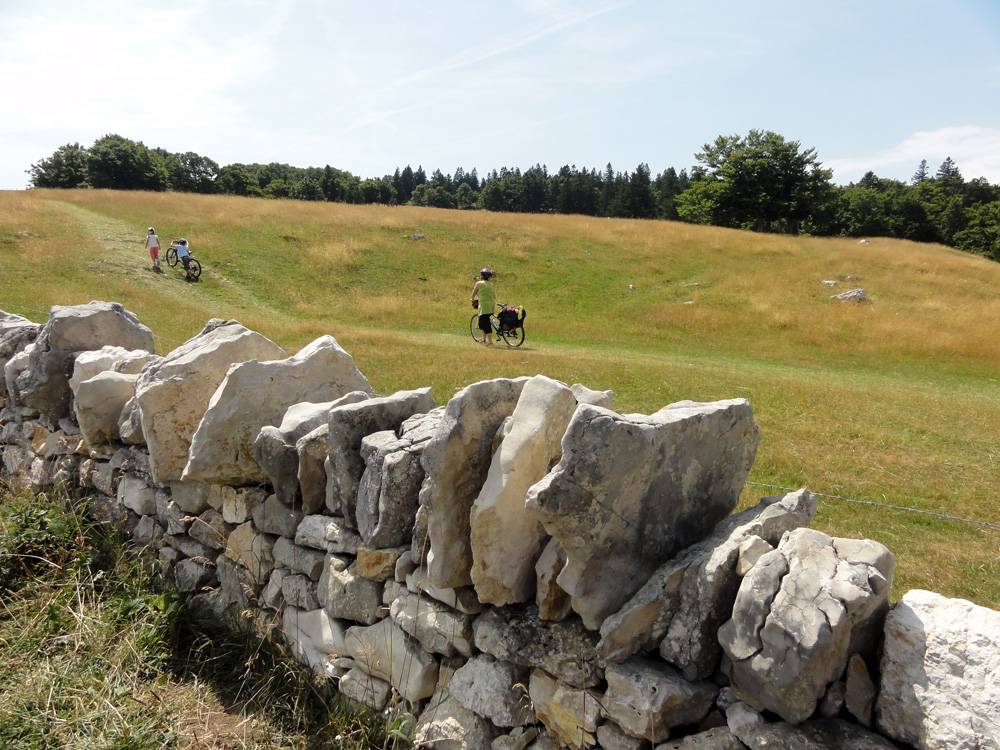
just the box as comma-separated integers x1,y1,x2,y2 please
827,125,1000,183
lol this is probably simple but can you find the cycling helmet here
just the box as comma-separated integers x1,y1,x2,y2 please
179,238,187,244
480,267,494,279
148,227,155,233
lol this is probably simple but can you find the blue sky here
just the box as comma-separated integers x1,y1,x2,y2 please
1,0,998,189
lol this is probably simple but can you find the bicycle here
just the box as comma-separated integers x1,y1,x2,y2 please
166,241,202,281
470,303,526,348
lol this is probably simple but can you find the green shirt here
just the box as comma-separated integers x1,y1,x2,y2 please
478,280,496,314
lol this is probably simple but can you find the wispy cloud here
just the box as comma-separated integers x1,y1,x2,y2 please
826,125,1000,183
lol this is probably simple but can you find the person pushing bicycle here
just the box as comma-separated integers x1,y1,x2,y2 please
471,267,497,348
175,238,193,278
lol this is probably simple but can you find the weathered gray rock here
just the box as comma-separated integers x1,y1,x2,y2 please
357,407,442,548
877,589,1000,750
596,723,645,750
118,474,156,515
527,399,759,629
4,345,34,410
282,605,347,672
569,383,613,408
184,335,371,485
602,658,716,742
155,490,189,534
317,556,384,624
251,493,302,537
340,667,391,711
169,481,219,514
186,506,230,547
344,619,439,702
326,387,435,522
735,535,773,576
390,588,474,657
844,654,875,727
450,655,534,727
420,377,528,588
117,396,145,445
471,375,577,606
273,536,325,580
252,391,370,506
295,424,329,514
18,302,154,419
74,371,138,447
529,669,603,749
818,681,845,718
493,727,539,750
132,514,164,549
174,557,217,592
163,531,218,560
655,727,744,749
414,691,500,750
739,718,897,749
224,521,276,583
281,573,320,609
473,606,601,688
217,555,256,608
599,490,818,680
69,346,155,397
294,514,362,553
718,528,894,723
136,320,285,483
536,539,571,621
395,549,417,582
406,566,483,615
262,568,285,609
0,311,40,402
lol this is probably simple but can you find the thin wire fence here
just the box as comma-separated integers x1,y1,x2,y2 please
746,480,1000,532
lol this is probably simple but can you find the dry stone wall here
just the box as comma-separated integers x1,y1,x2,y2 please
1,300,997,750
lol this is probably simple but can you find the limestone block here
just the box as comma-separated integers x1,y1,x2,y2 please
74,371,138,447
595,723,645,750
163,531,218,560
4,346,33,410
414,691,500,750
69,346,155,397
340,667,391,711
406,566,483,615
601,658,716,742
0,311,40,401
326,387,435,523
182,335,371,485
344,619,439,702
736,535,773,576
389,588,474,657
118,474,156,515
877,589,1000,750
174,557,217,592
599,490,817,680
655,727,744,749
845,654,875,727
169,481,222,514
217,555,256,608
281,573,320,609
19,302,154,419
273,536,326,580
357,546,406,581
295,424,330,514
155,490,189,534
421,377,528,588
569,383,614,408
135,319,285,484
262,568,285,609
318,557,384,624
450,655,534,727
536,539,571,621
221,486,266,524
356,407,442,548
718,528,894,723
224,521,276,583
738,718,898,749
251,493,303,537
252,391,370,506
492,727,539,750
295,514,362,553
132,514,164,549
473,606,602,688
529,669,603,750
117,396,145,445
527,399,759,629
471,375,577,606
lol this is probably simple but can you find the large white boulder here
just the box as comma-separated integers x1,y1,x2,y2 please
420,377,529,588
526,399,759,629
183,335,371,485
718,528,895,723
0,311,40,403
135,320,285,484
74,371,139,448
18,302,154,419
69,346,157,398
470,375,578,606
877,589,1000,750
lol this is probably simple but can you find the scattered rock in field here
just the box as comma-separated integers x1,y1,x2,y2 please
821,279,838,286
858,239,870,245
831,288,869,302
410,233,426,241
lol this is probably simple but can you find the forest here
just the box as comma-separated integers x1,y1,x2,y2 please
27,132,1000,260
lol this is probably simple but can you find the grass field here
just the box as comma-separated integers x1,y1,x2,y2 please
1,188,998,609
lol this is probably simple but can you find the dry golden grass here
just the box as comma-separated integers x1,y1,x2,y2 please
1,188,998,607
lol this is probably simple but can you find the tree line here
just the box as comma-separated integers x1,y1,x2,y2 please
28,132,1000,260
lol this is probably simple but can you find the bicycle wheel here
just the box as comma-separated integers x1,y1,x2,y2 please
186,258,202,280
500,325,525,348
470,314,485,343
166,247,178,267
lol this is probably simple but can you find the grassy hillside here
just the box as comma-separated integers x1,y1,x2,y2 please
1,188,998,607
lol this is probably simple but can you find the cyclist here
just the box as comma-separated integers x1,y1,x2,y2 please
471,267,497,348
144,227,161,271
175,238,193,278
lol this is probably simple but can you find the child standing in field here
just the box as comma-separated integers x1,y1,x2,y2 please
145,227,160,271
